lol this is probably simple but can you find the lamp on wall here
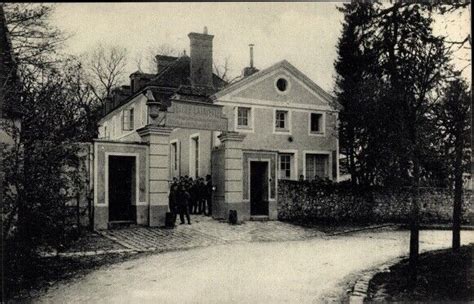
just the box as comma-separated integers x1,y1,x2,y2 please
145,89,167,126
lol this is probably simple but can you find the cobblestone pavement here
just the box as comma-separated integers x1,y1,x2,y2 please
98,215,327,253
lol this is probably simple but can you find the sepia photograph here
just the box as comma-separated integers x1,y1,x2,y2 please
0,1,472,303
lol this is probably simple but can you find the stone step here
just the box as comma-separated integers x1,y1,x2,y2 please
108,221,137,229
250,216,269,221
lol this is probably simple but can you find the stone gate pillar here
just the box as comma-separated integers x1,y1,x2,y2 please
213,132,247,220
137,125,173,227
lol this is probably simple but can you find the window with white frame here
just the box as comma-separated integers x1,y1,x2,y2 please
279,154,292,179
309,113,323,134
101,123,108,139
170,141,179,174
190,135,199,178
194,137,199,177
237,107,251,128
305,154,328,180
275,110,289,132
111,117,116,137
123,108,134,131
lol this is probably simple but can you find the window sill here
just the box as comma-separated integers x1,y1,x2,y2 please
274,129,291,134
236,126,254,133
309,131,325,136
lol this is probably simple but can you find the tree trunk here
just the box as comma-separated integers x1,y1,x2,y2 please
409,156,420,286
452,130,463,252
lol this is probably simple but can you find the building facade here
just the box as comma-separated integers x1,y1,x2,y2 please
93,29,339,229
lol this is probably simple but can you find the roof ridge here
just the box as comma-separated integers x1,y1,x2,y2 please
152,55,188,80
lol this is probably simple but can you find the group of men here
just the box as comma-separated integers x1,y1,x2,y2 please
168,175,214,225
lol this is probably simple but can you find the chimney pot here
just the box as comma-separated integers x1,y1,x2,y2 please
249,44,255,68
242,44,259,77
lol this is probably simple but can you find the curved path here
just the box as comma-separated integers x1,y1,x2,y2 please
35,230,474,304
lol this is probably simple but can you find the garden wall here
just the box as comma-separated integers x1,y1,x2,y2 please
278,180,473,224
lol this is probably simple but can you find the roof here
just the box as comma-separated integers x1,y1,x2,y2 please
147,55,226,91
101,55,228,118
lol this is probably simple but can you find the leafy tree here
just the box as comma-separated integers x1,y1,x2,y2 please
2,4,97,299
335,1,466,284
335,2,381,187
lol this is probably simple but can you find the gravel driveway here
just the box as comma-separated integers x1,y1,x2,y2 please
35,230,474,304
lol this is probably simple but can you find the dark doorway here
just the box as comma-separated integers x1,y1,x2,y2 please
250,161,269,216
108,156,136,223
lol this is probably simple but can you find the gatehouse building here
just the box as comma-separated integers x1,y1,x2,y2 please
93,28,339,229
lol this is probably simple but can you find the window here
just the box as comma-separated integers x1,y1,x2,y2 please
279,154,292,179
123,108,134,131
275,110,289,132
310,113,323,134
305,154,328,180
111,117,116,137
237,107,251,128
276,78,288,92
190,135,199,178
193,137,199,178
171,142,178,171
103,125,108,139
129,108,134,130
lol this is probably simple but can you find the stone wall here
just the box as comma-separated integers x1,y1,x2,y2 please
278,180,473,224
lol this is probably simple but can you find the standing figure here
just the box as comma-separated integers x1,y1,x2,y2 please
189,178,197,214
204,174,213,216
177,183,191,225
196,178,205,214
169,183,178,214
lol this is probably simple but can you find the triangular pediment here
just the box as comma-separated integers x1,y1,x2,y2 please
212,60,337,110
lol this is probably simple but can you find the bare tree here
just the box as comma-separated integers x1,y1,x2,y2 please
84,43,128,103
2,3,66,76
213,56,240,84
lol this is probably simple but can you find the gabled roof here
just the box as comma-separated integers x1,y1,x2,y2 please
211,60,339,109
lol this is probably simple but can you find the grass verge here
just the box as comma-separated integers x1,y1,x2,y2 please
366,244,473,302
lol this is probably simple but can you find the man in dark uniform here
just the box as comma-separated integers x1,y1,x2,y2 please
169,183,178,214
177,183,191,225
204,175,213,216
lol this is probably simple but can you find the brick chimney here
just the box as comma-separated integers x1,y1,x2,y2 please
188,27,214,88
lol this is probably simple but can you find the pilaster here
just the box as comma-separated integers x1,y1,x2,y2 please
138,125,173,227
214,132,247,220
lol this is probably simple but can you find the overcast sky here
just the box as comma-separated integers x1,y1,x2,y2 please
52,2,471,92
